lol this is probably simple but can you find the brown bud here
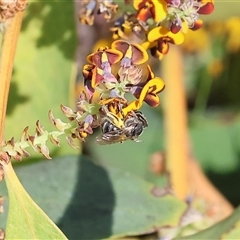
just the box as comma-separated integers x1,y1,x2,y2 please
36,120,45,136
66,136,80,149
48,110,55,126
28,135,35,144
13,151,23,161
16,0,28,11
27,135,38,152
20,147,30,157
60,104,76,119
49,133,60,147
0,151,10,164
21,126,29,141
48,110,68,131
0,0,28,22
38,145,51,159
7,137,15,147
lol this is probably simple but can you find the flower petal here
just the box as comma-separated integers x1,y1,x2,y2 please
92,67,104,88
82,64,94,79
157,38,169,54
148,26,184,55
141,41,164,60
150,47,164,60
141,40,156,50
136,7,153,22
170,18,182,34
143,93,161,107
191,19,203,30
122,100,142,116
82,64,95,99
138,77,165,105
112,40,149,66
146,64,155,79
152,0,167,22
148,26,184,45
86,48,123,67
84,80,94,100
106,49,124,65
198,1,214,14
131,43,149,65
122,77,165,115
134,0,167,22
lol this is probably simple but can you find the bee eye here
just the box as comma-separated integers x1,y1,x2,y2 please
136,111,148,128
101,118,121,134
101,120,113,133
132,124,144,136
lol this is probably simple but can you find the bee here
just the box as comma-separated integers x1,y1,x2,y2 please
96,110,148,145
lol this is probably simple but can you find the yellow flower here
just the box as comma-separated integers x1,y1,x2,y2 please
133,0,167,23
142,26,184,59
111,40,149,66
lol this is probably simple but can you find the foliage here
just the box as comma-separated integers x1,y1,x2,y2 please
1,156,187,239
1,0,240,240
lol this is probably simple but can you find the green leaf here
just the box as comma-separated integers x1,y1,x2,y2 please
191,122,238,173
0,155,186,239
5,1,78,157
3,162,67,239
105,167,186,238
179,206,240,239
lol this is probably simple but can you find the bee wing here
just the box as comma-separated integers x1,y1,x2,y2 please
96,131,127,145
96,135,114,145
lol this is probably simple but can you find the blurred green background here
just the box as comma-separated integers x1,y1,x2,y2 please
1,0,240,238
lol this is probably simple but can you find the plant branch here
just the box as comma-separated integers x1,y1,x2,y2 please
0,12,24,145
162,45,188,200
161,45,233,217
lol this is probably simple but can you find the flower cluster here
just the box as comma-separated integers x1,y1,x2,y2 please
79,0,214,59
135,0,214,59
73,40,165,144
0,40,164,162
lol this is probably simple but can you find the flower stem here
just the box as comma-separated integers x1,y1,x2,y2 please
162,46,234,217
0,12,24,145
162,45,188,200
